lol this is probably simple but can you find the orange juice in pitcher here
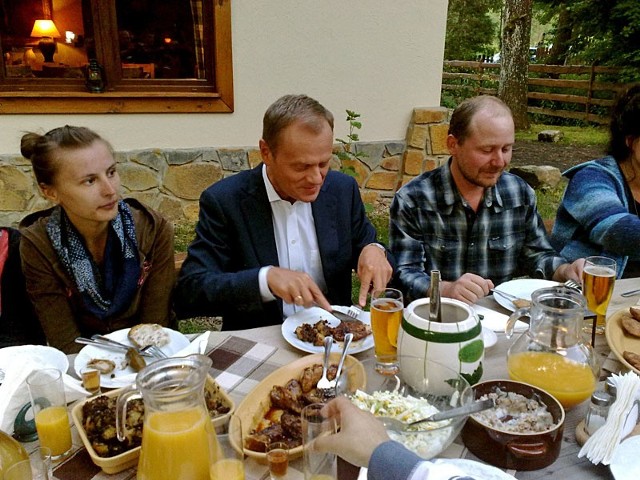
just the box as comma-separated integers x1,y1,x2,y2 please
505,287,598,410
116,354,218,480
137,408,217,480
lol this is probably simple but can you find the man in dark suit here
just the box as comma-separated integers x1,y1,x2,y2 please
175,94,393,329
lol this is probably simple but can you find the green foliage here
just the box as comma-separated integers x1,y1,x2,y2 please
534,0,640,77
515,124,608,146
534,183,566,221
174,221,197,253
336,110,368,175
444,0,502,60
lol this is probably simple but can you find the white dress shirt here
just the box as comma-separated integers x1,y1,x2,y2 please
258,165,327,318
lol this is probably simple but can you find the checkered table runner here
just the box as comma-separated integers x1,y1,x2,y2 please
50,336,317,480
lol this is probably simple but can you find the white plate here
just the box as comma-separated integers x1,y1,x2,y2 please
472,304,528,333
493,279,560,312
0,345,68,379
482,326,497,348
436,459,516,480
281,305,374,354
610,436,640,480
74,327,190,388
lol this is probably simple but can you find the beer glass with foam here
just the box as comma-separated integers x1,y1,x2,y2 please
370,288,404,374
582,256,616,335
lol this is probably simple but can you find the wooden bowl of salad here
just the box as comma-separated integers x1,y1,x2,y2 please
337,356,474,459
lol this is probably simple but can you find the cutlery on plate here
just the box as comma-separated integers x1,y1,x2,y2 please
621,288,640,298
490,289,531,308
91,334,167,358
329,333,353,393
75,337,155,357
316,336,334,398
380,398,495,432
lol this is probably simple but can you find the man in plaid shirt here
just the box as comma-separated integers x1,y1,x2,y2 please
390,96,584,304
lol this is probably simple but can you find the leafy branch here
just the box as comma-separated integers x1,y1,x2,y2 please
336,109,369,164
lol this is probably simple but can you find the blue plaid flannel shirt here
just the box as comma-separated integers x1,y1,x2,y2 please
390,160,566,302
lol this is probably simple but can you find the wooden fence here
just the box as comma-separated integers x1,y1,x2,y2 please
441,61,630,124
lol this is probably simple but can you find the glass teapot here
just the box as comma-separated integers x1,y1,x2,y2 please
116,354,218,480
505,286,598,410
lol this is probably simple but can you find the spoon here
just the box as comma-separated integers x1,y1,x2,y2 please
331,333,354,392
379,398,495,432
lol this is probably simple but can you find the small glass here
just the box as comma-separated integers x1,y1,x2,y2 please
369,288,404,374
80,366,101,396
210,414,245,480
582,256,616,336
302,403,337,480
266,442,289,480
26,368,73,461
4,446,52,480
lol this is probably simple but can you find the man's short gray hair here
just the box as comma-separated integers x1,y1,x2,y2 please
262,94,334,154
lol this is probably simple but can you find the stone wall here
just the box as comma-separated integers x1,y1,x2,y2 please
0,107,450,227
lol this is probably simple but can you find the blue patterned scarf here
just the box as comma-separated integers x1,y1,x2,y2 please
46,201,140,319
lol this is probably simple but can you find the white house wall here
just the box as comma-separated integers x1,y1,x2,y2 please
0,0,448,154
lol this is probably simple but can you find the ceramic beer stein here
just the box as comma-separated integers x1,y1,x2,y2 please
398,298,484,385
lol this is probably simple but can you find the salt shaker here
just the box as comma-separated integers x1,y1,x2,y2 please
585,389,612,435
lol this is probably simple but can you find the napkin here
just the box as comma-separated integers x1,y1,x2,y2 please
578,371,640,465
0,353,87,434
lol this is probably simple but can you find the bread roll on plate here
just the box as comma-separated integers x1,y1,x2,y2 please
127,323,170,348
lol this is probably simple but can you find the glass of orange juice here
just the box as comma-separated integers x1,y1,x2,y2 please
26,369,72,461
370,288,404,374
210,414,245,480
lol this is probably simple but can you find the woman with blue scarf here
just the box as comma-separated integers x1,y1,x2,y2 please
552,84,640,279
19,126,175,353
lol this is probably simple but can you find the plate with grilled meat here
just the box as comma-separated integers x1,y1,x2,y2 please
282,305,374,354
235,352,365,462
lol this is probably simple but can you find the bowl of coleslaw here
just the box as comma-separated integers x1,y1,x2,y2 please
338,356,473,459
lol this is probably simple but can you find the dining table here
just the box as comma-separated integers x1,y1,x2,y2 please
20,277,640,480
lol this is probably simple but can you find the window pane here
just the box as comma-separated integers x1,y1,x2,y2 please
116,0,201,79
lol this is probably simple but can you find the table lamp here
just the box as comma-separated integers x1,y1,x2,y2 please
30,19,61,63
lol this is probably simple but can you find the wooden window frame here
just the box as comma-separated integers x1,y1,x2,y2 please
0,0,233,114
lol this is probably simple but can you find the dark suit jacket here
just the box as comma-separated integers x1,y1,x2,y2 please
174,164,391,329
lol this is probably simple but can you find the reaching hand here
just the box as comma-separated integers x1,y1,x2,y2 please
552,258,585,283
439,273,493,304
314,396,390,467
266,267,331,310
356,244,393,306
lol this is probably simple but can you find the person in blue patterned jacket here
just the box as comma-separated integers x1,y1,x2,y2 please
551,84,640,278
390,95,583,304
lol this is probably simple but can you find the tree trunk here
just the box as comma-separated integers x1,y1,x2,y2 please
546,5,572,66
498,0,532,130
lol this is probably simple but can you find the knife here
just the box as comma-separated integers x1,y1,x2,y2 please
75,337,154,357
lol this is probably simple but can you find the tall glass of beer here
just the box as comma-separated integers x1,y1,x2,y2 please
370,288,404,374
582,256,616,335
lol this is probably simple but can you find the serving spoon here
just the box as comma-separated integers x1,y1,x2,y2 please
379,398,495,432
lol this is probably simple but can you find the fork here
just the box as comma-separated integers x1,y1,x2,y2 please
345,305,362,319
326,333,353,394
316,336,334,398
143,345,169,359
563,279,582,292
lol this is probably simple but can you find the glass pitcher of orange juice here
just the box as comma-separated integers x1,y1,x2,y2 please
505,286,598,410
116,354,218,480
